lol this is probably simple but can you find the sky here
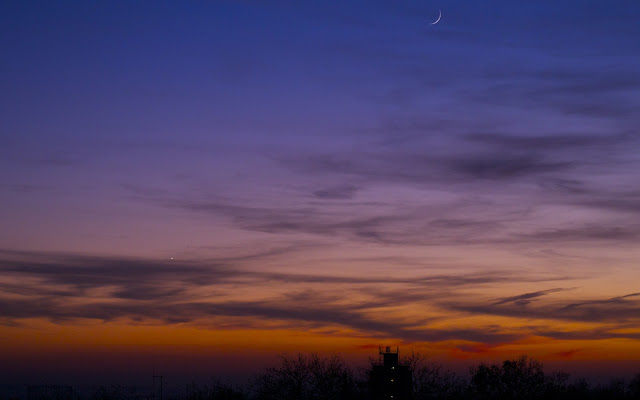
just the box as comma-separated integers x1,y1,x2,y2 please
2,0,640,384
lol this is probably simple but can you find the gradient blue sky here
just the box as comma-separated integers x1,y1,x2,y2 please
2,0,640,382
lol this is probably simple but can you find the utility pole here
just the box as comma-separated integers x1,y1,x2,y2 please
153,375,163,400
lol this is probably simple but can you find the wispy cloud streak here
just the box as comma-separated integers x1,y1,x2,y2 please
1,250,638,345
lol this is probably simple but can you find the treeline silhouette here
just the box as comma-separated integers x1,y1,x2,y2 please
28,353,640,400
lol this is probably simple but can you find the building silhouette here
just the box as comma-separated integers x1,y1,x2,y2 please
369,346,412,400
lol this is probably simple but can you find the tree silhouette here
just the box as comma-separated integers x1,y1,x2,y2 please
401,351,464,400
629,373,640,398
63,354,640,400
250,353,356,400
469,356,545,400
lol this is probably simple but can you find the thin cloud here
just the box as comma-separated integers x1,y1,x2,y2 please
445,291,640,325
521,225,640,242
313,185,360,200
493,288,574,306
283,151,573,185
551,349,583,359
465,132,632,151
446,155,572,180
0,250,573,344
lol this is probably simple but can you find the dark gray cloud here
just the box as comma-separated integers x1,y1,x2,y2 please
493,288,573,306
284,151,573,185
0,293,521,344
577,194,640,215
156,190,640,249
471,64,640,119
535,179,640,216
0,254,230,295
520,225,640,243
562,292,640,310
313,185,360,200
0,249,556,294
167,198,421,244
3,250,640,344
465,132,633,152
445,291,640,325
0,250,572,344
446,155,572,180
532,328,640,342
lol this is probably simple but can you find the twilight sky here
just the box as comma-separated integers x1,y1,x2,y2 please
2,0,640,382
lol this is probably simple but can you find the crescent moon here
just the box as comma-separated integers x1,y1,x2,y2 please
431,9,442,25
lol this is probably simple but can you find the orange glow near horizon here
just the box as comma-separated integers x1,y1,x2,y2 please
3,245,640,382
3,311,640,380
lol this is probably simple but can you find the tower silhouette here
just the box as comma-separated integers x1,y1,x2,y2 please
369,346,413,399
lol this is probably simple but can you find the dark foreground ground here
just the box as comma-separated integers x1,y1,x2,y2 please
4,354,640,400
